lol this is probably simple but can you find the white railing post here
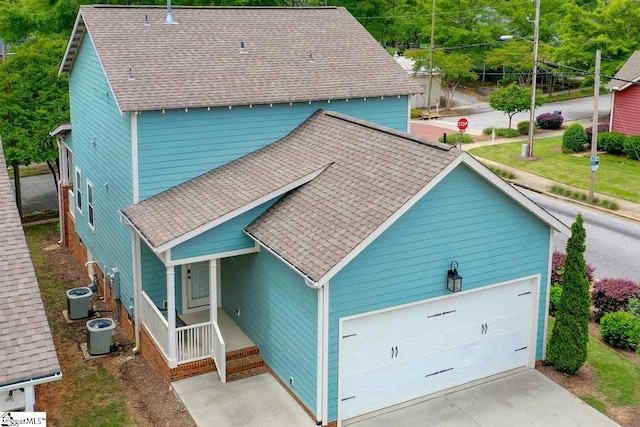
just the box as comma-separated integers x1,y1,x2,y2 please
209,259,218,325
167,266,177,367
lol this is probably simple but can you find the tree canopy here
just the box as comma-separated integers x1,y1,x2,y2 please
489,84,542,129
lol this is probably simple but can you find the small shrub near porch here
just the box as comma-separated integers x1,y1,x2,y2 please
562,124,588,153
600,311,640,352
592,278,640,321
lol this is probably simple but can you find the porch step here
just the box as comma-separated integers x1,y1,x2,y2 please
226,345,260,361
225,347,265,382
226,366,269,382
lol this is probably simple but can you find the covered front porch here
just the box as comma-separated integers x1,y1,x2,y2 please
134,244,260,382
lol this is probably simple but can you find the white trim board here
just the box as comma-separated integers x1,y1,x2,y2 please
542,228,554,359
311,153,570,287
149,164,331,254
336,274,541,426
58,12,84,76
131,112,139,203
164,244,259,267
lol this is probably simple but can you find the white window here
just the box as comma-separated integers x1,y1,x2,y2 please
87,181,95,230
75,168,83,213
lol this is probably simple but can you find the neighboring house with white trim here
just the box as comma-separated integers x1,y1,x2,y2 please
394,53,442,109
53,5,568,427
609,51,640,136
0,145,62,412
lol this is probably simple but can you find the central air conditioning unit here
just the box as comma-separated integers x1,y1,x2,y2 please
66,287,93,320
86,318,116,356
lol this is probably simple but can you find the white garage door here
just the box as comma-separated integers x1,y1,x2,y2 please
339,277,537,420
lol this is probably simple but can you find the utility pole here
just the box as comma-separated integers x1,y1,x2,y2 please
589,49,601,200
527,0,541,157
426,0,436,116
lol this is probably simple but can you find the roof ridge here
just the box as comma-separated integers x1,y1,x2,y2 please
87,5,339,10
321,110,454,152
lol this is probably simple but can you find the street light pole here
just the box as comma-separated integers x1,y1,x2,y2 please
527,0,541,157
589,49,601,200
426,0,436,116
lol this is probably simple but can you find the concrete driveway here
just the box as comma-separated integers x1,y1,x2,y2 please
346,368,619,427
172,372,314,427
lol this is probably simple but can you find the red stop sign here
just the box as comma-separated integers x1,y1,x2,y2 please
457,118,469,131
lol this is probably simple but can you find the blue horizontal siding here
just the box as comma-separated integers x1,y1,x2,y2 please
140,241,182,314
66,33,135,312
137,96,408,200
171,198,281,260
326,164,551,421
222,251,318,416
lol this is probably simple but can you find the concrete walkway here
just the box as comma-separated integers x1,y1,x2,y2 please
347,369,619,427
172,373,314,427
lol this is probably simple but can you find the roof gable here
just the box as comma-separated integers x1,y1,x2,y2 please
610,51,640,91
60,6,421,112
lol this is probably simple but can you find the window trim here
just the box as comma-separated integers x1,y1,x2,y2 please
87,179,95,231
75,167,83,214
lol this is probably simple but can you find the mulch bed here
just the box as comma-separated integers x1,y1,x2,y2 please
35,227,196,427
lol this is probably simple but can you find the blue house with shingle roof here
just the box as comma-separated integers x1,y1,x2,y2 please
53,5,569,426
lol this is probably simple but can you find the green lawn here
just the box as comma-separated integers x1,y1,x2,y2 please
470,136,640,203
25,225,137,426
548,317,640,412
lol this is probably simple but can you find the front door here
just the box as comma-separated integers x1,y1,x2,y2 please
186,262,209,310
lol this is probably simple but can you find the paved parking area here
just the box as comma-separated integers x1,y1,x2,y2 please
172,372,314,427
346,368,619,427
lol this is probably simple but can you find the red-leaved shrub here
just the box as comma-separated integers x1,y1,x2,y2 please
551,251,595,285
592,278,640,321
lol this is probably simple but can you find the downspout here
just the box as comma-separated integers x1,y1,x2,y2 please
57,138,65,245
308,278,328,426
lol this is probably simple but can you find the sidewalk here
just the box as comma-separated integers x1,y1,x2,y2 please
473,156,640,221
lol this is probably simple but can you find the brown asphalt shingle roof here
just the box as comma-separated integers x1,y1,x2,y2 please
609,51,640,90
64,6,422,112
0,145,61,387
123,111,462,281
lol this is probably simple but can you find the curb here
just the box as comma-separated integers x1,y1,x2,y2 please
22,217,59,227
508,181,640,223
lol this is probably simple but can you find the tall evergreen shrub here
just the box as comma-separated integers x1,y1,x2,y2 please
547,215,590,374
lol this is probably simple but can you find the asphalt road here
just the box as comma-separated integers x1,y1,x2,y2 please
435,94,612,133
522,188,640,282
10,173,59,213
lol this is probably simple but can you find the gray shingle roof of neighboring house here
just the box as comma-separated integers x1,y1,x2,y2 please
0,146,61,387
609,51,640,90
60,6,422,112
122,110,461,281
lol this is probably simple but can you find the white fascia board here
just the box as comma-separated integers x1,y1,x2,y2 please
616,75,640,92
461,153,571,235
58,11,84,76
119,212,160,259
0,372,62,393
244,230,316,284
314,152,569,287
314,154,465,286
152,164,331,254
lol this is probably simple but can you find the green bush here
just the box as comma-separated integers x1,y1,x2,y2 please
624,136,640,160
598,132,625,154
629,298,640,317
482,127,493,135
411,108,423,119
494,128,520,138
562,124,588,153
517,121,531,135
600,311,640,350
549,286,563,316
547,215,590,374
438,133,474,144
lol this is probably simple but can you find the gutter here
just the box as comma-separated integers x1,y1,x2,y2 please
0,372,62,393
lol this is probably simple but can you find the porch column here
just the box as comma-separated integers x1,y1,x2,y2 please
24,385,35,412
167,266,177,367
59,141,69,186
209,259,218,324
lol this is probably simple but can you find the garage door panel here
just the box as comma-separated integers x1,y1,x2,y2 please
340,278,535,420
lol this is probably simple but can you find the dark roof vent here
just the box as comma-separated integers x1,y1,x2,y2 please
239,41,248,55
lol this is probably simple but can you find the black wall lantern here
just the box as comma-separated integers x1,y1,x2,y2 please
447,261,463,293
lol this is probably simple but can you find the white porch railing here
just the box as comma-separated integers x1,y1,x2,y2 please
67,189,75,218
212,322,226,383
176,322,212,364
139,291,169,358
